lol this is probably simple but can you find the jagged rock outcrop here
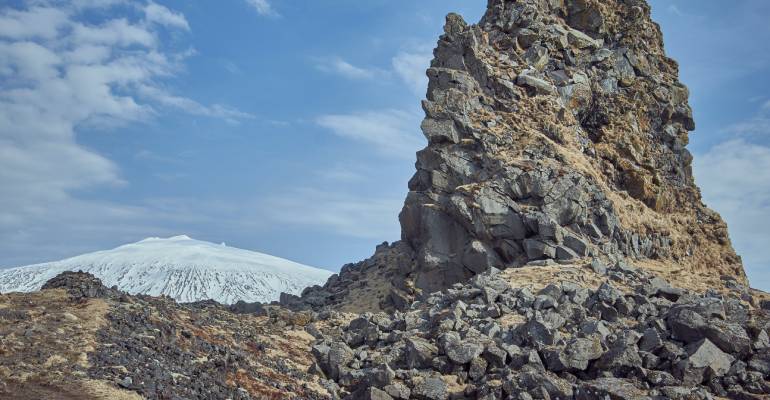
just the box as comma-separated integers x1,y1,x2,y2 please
399,0,744,293
291,0,745,312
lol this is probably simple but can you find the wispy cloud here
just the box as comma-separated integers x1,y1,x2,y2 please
261,188,402,239
315,56,385,80
315,164,367,183
654,1,770,93
0,6,68,39
144,1,190,31
138,85,254,124
694,139,770,288
667,4,685,17
220,59,242,75
316,109,425,158
724,100,770,136
0,1,249,265
245,0,277,17
725,118,770,136
392,49,432,96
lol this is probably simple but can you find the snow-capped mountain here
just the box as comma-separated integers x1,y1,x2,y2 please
0,235,333,304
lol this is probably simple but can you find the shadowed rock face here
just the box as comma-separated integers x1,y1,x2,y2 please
398,0,744,294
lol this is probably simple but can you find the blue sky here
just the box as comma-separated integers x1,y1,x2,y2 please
1,1,769,291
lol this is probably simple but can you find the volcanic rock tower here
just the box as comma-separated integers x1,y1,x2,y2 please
290,0,745,312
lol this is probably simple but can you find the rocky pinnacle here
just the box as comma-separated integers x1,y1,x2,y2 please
287,0,746,313
399,0,744,293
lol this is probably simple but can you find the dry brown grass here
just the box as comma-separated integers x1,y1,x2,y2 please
0,290,142,399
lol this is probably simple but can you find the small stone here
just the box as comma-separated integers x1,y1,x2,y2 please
383,383,411,399
523,45,549,70
519,318,560,346
444,338,484,365
367,364,395,387
686,339,734,380
703,320,752,355
595,343,643,374
523,239,557,260
411,377,447,400
543,337,602,372
639,328,663,352
589,260,607,275
483,344,508,367
667,308,707,344
404,338,438,369
753,330,770,350
468,357,488,381
358,387,394,400
61,312,79,322
556,245,579,261
575,378,649,400
567,28,602,49
533,295,557,310
118,376,133,389
516,72,556,95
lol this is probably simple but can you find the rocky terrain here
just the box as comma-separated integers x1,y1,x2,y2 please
0,272,331,399
309,262,770,400
0,0,767,399
3,265,769,399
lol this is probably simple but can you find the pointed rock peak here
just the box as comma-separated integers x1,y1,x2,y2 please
287,0,746,314
397,0,744,293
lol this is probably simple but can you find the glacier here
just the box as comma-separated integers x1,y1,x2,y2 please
0,235,333,304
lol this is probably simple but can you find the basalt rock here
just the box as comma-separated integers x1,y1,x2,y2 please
286,0,745,314
311,264,770,400
398,0,745,295
40,271,119,300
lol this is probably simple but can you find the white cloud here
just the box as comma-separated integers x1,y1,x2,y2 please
695,139,770,290
72,0,129,10
316,109,425,158
144,2,190,31
0,1,250,266
315,57,383,80
0,6,68,39
392,50,432,96
245,0,277,16
72,18,157,47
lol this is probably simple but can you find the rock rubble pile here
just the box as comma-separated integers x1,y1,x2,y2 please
309,263,770,399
